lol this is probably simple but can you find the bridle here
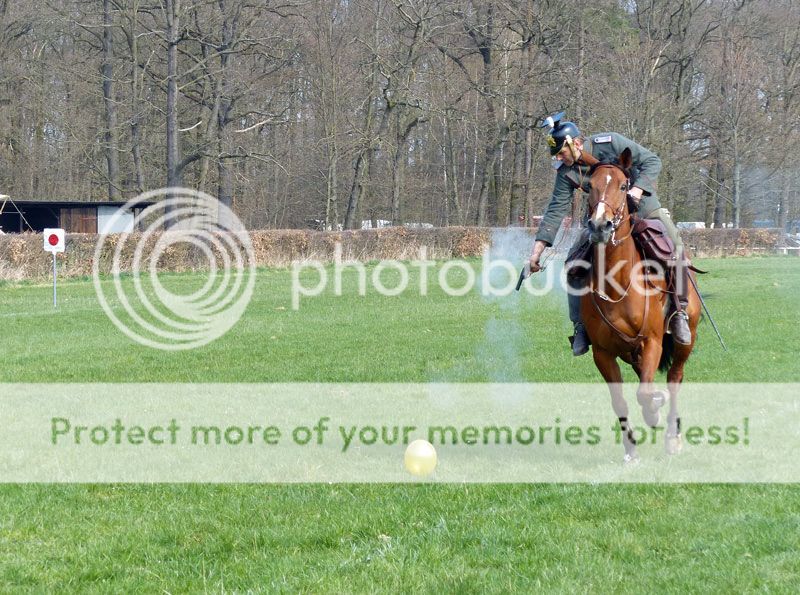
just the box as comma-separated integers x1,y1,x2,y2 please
589,163,633,247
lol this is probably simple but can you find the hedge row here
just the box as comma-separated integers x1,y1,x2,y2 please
0,226,788,281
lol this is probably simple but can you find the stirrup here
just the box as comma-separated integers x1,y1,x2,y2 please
668,310,691,345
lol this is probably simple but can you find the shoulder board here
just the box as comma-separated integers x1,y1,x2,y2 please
593,135,612,143
552,159,563,170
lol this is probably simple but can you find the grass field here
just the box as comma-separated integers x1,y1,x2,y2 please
1,256,799,591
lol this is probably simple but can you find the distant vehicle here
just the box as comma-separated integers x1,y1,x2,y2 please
404,222,434,229
361,219,392,230
677,221,706,230
305,219,343,231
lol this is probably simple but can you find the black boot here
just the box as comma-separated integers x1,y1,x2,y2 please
669,311,692,345
570,322,590,356
668,260,692,345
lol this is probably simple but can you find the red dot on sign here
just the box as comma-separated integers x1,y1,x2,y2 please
48,234,59,246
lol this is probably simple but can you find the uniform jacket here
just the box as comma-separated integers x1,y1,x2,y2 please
535,132,662,246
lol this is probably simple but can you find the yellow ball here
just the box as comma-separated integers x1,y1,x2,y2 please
404,439,438,476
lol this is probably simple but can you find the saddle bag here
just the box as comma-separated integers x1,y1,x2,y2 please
631,217,675,263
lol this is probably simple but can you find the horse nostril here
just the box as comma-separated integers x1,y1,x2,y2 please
587,220,596,232
604,220,613,230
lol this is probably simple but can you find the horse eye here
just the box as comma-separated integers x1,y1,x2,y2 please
621,184,628,191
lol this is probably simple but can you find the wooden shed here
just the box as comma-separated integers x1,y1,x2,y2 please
0,199,154,234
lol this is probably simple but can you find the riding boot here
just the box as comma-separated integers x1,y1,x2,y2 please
568,292,590,356
668,259,692,345
570,322,591,356
669,310,691,345
651,208,692,345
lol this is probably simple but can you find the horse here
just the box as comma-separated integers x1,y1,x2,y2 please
578,148,701,463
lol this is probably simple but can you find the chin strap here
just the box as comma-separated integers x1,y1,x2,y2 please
565,134,581,162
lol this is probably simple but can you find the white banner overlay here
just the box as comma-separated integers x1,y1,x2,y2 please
0,384,797,483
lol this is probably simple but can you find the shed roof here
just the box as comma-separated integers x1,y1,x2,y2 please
4,199,156,209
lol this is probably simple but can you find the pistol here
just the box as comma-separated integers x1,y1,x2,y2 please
515,264,530,291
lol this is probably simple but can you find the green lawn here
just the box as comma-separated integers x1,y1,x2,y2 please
1,256,799,591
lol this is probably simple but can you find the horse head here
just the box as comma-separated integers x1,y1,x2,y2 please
586,148,633,245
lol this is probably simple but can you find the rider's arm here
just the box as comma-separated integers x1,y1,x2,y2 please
535,170,575,246
530,170,575,271
611,133,661,197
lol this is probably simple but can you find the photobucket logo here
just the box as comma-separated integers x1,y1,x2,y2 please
92,188,256,350
290,244,670,308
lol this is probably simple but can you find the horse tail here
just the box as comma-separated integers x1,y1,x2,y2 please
659,332,674,373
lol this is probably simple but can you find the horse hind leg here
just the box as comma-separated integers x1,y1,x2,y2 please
665,344,692,455
664,280,699,455
593,347,638,463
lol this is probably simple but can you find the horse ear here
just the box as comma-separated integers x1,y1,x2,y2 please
619,147,633,170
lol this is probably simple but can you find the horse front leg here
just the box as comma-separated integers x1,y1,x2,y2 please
636,338,667,428
592,347,638,463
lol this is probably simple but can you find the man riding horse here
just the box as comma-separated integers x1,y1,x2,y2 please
528,113,691,355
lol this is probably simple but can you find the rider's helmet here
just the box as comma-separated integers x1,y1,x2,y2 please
542,112,581,155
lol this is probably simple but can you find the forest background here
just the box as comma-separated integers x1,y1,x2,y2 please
0,0,797,231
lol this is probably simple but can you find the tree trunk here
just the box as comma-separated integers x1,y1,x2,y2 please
325,141,339,229
102,0,120,200
475,4,496,227
713,144,726,229
391,134,403,224
165,0,181,195
344,151,368,230
733,132,741,229
126,0,145,193
510,117,527,226
778,173,789,230
324,73,340,230
216,2,235,223
197,30,221,193
443,111,461,226
344,11,383,230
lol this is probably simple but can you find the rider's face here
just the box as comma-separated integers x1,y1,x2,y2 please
554,140,582,166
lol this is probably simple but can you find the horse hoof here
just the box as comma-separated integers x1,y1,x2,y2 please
665,433,683,455
641,390,668,428
623,453,640,466
652,390,669,409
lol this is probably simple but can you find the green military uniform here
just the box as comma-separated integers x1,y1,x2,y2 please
536,132,673,247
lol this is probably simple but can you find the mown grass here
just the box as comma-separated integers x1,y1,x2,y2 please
1,256,798,383
1,256,799,592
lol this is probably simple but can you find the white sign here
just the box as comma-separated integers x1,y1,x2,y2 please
43,228,65,253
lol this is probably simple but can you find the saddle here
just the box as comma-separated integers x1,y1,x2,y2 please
631,218,674,263
565,217,705,291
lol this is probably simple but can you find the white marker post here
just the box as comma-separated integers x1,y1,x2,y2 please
43,228,65,307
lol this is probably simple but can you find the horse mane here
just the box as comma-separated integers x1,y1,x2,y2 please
587,159,632,181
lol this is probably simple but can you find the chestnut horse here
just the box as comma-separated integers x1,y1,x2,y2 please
580,148,701,463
